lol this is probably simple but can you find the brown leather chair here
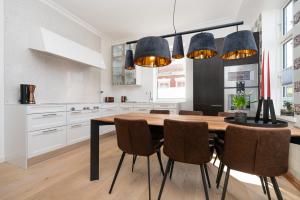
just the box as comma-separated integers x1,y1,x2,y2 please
131,110,170,172
150,109,170,114
212,112,235,165
179,110,204,116
109,118,164,200
168,109,207,180
218,125,291,200
158,120,213,200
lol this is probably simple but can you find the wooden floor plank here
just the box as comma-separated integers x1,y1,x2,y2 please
0,134,299,200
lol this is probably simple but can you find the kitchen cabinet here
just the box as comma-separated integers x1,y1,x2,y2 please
112,44,141,86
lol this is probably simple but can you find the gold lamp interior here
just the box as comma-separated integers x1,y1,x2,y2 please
221,49,257,60
134,56,172,68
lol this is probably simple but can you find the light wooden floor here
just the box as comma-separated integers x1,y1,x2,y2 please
0,134,299,200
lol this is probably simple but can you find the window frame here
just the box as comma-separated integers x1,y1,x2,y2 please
283,38,293,69
283,0,293,35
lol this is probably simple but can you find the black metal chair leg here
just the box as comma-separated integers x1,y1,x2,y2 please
109,152,126,194
132,155,137,172
156,150,165,175
271,177,283,200
217,163,225,189
169,161,174,179
204,164,211,188
147,156,151,200
213,155,218,166
216,163,221,183
158,159,172,200
263,177,271,200
200,165,210,200
221,168,230,200
259,176,266,194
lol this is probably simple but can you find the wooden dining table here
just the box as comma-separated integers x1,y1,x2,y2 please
89,112,300,181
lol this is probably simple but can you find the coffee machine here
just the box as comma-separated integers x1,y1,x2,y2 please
20,84,36,104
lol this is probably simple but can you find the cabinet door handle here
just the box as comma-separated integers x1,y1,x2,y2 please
71,124,83,128
31,128,59,136
71,111,83,114
211,105,223,107
42,113,58,117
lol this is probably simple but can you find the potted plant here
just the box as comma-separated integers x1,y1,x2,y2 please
280,101,294,116
232,91,248,123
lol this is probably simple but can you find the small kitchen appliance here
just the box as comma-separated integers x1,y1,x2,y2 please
20,84,36,104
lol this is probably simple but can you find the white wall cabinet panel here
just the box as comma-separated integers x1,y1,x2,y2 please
30,27,105,69
28,126,67,158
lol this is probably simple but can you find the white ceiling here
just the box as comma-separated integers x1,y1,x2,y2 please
51,0,246,41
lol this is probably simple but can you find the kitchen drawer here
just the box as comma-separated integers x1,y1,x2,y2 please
134,103,153,108
101,107,119,116
119,103,134,108
27,105,66,114
100,103,119,109
133,107,151,113
100,125,115,135
28,126,67,158
27,112,67,132
90,109,102,119
67,110,92,124
67,122,90,145
153,103,178,109
119,107,134,114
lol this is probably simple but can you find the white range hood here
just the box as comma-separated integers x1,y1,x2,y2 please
29,27,105,69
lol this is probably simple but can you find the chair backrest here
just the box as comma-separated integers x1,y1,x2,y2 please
150,110,170,114
114,118,154,156
163,119,211,165
223,125,291,177
218,112,235,117
179,110,203,116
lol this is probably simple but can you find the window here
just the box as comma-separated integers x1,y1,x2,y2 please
283,39,293,69
283,0,293,35
156,59,186,99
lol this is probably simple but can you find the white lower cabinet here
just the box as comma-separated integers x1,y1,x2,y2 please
28,126,67,158
67,121,90,145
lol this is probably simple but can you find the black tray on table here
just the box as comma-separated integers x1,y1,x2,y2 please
224,117,288,128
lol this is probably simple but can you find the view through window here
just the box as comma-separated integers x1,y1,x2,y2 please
156,59,186,99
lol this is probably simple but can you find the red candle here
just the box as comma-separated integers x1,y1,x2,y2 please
260,51,265,98
267,52,271,98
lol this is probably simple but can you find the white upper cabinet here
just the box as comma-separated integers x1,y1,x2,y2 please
29,27,105,69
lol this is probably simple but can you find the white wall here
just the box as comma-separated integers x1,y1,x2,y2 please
0,0,5,162
4,0,103,104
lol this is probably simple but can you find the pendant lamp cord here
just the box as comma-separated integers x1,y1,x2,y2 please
173,0,177,34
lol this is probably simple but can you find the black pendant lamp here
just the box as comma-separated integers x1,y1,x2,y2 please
125,49,135,70
187,32,217,59
134,36,171,68
221,30,257,60
171,0,184,59
172,35,184,59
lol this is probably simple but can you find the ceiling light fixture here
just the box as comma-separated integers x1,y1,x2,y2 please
133,36,171,68
125,49,135,70
187,32,217,59
172,0,184,59
221,28,258,60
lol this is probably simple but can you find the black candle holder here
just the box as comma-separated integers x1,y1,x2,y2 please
255,97,276,124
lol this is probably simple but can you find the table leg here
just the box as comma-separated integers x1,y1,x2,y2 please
90,120,100,181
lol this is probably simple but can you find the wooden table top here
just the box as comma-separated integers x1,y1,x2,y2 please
93,113,300,137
